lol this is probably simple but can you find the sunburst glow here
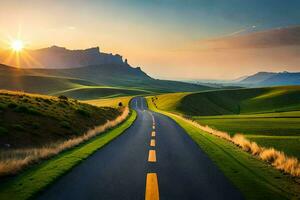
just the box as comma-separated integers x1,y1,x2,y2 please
11,40,24,52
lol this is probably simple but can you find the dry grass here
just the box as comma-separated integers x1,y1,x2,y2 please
169,113,300,177
0,107,129,177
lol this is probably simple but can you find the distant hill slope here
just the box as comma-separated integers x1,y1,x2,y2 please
240,72,276,83
0,64,152,99
0,64,212,95
152,86,300,116
0,45,213,93
26,65,211,92
239,71,300,86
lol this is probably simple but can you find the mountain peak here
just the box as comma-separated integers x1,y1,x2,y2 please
0,45,128,68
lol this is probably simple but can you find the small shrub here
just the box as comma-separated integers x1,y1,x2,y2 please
58,95,68,101
8,102,17,108
0,103,6,110
12,124,25,131
76,108,91,117
0,126,8,135
35,97,43,102
32,122,40,129
14,105,41,115
44,99,52,104
60,121,71,129
57,102,66,108
22,98,30,103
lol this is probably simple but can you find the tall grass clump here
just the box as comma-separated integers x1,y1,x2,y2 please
0,107,129,177
168,112,300,177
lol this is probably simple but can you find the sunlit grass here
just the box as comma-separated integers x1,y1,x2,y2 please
0,107,129,177
0,110,136,200
85,96,134,107
147,97,300,199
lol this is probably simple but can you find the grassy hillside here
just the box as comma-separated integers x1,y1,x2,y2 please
150,86,300,160
0,74,98,95
147,97,300,200
0,111,136,200
85,96,133,108
195,112,300,159
154,86,300,116
0,90,122,149
26,64,212,92
52,86,150,100
0,64,152,100
0,64,213,94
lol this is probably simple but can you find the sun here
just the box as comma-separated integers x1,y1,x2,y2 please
11,40,24,52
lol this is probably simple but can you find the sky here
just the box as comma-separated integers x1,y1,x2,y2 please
0,0,300,79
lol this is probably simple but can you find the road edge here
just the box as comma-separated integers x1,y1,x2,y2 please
0,110,137,200
146,96,300,200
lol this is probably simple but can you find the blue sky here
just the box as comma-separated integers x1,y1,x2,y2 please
0,0,300,79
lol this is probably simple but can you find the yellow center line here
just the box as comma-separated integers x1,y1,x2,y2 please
145,173,159,200
148,150,156,162
151,131,155,137
150,139,155,147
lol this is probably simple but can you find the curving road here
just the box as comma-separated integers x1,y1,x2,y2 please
37,97,243,200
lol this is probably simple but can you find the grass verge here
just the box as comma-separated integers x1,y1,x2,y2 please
0,110,137,200
147,97,300,199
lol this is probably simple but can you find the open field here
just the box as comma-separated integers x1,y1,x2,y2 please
0,73,150,100
52,86,150,100
155,86,300,116
147,97,300,199
0,64,213,97
85,96,134,108
0,110,136,200
194,112,300,159
150,86,300,160
0,74,98,95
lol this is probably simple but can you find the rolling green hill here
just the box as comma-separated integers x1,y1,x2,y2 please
25,64,213,92
52,86,150,100
151,86,300,159
0,64,153,100
0,90,122,149
154,86,300,116
0,64,212,95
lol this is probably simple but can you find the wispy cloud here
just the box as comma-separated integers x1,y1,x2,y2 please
226,25,257,37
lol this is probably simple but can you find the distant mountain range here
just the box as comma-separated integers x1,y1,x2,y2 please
239,71,300,86
188,71,300,88
0,45,212,95
0,46,129,68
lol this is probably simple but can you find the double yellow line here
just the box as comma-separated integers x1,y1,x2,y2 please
145,113,159,200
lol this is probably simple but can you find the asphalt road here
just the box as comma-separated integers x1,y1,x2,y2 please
37,97,243,200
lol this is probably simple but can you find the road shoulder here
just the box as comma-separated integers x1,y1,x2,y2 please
0,110,137,200
146,97,300,200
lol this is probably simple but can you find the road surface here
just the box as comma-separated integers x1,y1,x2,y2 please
37,97,243,200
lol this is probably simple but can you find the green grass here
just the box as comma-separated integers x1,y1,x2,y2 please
150,86,300,160
147,98,300,199
153,86,300,116
84,96,134,108
0,64,213,96
0,64,151,100
0,74,98,95
52,86,150,100
0,90,122,148
194,111,300,159
0,110,137,200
